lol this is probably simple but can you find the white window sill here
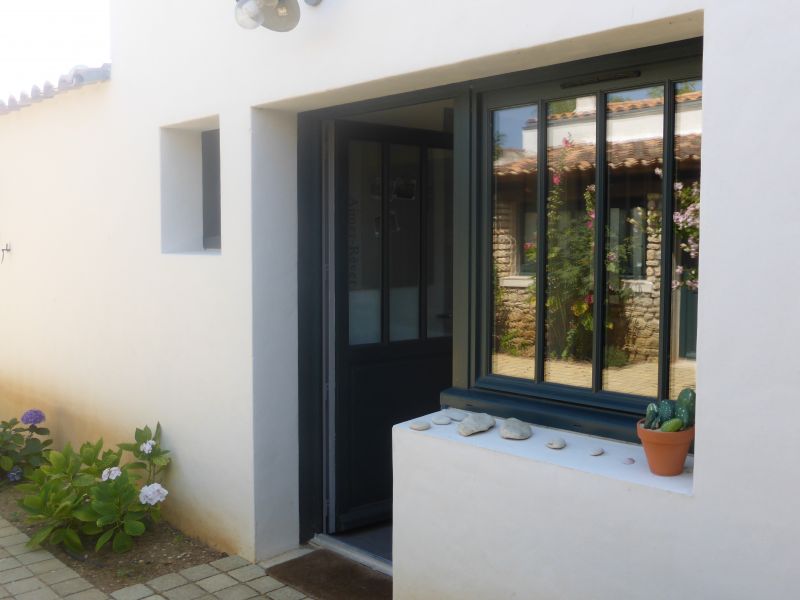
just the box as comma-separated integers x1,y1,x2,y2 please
397,412,693,496
499,275,534,288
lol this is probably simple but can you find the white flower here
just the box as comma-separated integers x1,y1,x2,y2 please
139,482,169,506
101,467,122,481
140,440,156,455
654,167,663,177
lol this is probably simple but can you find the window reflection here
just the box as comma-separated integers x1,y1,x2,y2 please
543,96,596,388
491,105,538,379
670,80,702,398
602,86,664,396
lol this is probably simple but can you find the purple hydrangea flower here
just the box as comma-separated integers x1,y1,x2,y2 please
7,466,22,482
20,409,45,426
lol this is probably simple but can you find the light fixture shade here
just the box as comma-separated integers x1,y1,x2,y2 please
262,0,300,32
234,0,266,29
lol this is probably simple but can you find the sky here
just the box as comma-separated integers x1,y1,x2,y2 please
0,0,111,102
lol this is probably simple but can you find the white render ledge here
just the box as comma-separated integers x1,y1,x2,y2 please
396,411,693,495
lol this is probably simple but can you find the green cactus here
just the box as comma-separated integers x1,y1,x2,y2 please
676,387,696,427
675,405,691,429
660,418,684,432
644,403,659,429
658,400,675,423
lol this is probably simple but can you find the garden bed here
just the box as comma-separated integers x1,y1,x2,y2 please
0,484,225,593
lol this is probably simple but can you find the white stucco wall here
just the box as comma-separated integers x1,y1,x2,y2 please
1,0,796,574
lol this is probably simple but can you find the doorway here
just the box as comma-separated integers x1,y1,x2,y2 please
324,100,454,561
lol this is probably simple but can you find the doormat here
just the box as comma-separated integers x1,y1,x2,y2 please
267,549,392,600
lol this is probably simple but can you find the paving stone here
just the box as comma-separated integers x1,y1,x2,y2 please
212,584,258,600
0,533,29,547
195,574,237,594
0,566,33,584
17,552,55,566
163,583,206,600
0,549,9,559
0,528,18,539
28,559,66,575
140,596,167,600
146,574,188,593
5,577,44,595
266,588,305,600
0,558,21,572
16,586,59,600
207,557,249,573
111,584,154,600
39,568,79,585
6,543,36,557
177,565,219,583
0,519,10,528
64,589,109,600
245,577,283,595
0,584,8,599
226,565,264,584
51,578,94,596
258,549,313,571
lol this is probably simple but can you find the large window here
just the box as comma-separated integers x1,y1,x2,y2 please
486,49,701,422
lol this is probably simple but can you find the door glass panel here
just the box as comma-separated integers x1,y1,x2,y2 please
543,96,596,387
491,104,538,380
427,148,453,338
670,80,701,398
602,85,664,396
348,140,382,345
389,144,421,341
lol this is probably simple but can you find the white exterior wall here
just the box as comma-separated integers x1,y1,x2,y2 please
1,0,798,580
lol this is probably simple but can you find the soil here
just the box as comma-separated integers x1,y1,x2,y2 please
0,484,226,593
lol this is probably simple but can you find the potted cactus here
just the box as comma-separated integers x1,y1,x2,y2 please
636,388,696,476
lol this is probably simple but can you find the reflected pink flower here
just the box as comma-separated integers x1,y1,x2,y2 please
552,174,561,185
523,242,535,251
585,293,594,305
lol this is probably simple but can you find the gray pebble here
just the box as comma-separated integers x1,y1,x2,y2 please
546,438,566,450
410,421,431,431
432,415,452,425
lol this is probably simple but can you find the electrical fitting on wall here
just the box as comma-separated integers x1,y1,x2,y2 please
1,243,10,264
234,0,321,32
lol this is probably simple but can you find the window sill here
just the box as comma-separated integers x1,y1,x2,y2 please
499,275,533,288
397,412,693,496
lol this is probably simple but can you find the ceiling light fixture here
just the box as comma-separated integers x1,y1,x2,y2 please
234,0,320,33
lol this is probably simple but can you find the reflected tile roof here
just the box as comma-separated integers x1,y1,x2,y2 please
0,64,111,117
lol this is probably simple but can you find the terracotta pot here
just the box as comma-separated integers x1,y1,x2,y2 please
636,419,694,476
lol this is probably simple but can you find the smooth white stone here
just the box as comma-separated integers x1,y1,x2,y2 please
444,408,467,422
410,421,431,431
500,418,532,440
546,437,567,450
590,447,605,456
622,457,636,465
432,415,452,425
457,413,496,437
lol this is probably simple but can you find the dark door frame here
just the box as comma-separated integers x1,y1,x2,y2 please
297,85,473,542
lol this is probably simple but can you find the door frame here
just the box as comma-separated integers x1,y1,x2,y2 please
297,85,473,542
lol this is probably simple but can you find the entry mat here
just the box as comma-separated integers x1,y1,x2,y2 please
267,549,392,600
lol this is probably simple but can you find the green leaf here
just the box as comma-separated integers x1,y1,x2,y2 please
48,451,65,471
123,519,145,536
97,514,118,527
22,496,43,511
0,456,13,471
72,474,96,488
134,429,146,444
91,501,118,516
151,456,170,467
72,507,99,522
95,528,114,552
29,525,55,548
80,522,103,536
49,528,66,545
63,529,83,552
117,443,138,452
112,530,133,553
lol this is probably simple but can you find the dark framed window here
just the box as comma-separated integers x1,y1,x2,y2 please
202,129,221,250
443,40,702,441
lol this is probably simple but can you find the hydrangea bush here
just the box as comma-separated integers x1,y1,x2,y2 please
18,423,170,553
0,409,52,482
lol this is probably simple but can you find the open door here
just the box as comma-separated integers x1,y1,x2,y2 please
332,121,453,532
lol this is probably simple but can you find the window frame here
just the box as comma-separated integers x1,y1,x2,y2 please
440,41,703,441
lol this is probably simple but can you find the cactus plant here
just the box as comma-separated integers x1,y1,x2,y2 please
640,388,696,432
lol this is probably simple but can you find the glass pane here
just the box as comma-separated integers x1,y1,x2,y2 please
348,140,382,345
389,144,421,341
543,96,596,387
427,148,453,338
491,104,538,380
602,86,664,396
670,80,702,398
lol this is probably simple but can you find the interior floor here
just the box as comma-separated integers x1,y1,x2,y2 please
333,521,393,561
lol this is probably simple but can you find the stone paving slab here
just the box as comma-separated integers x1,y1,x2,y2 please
0,521,311,600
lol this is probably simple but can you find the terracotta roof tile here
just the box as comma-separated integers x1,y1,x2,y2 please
0,63,111,117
